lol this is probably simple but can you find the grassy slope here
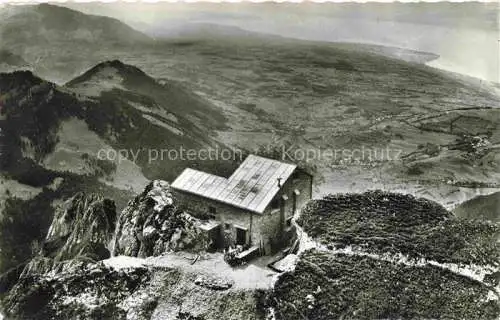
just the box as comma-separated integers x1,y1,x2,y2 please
0,50,26,67
298,191,500,266
4,25,498,211
2,263,268,320
272,251,499,320
271,191,500,320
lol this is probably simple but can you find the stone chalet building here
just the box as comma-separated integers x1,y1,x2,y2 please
171,155,313,256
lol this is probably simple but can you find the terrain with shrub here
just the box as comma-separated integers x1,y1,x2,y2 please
270,191,499,320
298,191,500,266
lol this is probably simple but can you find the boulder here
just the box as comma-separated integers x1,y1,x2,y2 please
194,275,233,291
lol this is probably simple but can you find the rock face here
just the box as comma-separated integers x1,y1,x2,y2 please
0,192,147,320
0,182,266,320
3,261,153,320
45,192,116,262
113,180,209,257
19,192,116,278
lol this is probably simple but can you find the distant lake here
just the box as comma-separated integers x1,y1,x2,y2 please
424,27,497,83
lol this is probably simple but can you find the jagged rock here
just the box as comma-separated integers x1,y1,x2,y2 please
114,180,209,258
44,192,116,263
18,192,117,278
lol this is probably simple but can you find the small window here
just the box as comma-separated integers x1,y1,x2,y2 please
225,223,231,230
209,206,216,214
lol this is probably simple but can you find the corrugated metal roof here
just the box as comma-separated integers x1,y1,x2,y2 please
171,155,297,214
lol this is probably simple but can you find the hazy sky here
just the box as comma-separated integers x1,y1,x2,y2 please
0,0,499,6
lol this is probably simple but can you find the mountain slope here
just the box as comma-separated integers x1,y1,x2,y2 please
271,191,499,320
9,7,494,207
0,4,151,45
65,59,227,132
0,62,234,275
0,4,153,82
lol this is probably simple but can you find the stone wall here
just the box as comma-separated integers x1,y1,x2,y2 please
260,170,313,252
174,191,253,247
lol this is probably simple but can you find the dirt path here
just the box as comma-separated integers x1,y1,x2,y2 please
294,224,500,298
104,252,278,290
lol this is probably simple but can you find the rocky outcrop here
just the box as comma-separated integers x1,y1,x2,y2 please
113,180,209,257
3,261,152,320
0,192,153,320
18,192,116,278
45,192,116,262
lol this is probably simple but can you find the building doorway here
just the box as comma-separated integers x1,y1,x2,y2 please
235,227,247,246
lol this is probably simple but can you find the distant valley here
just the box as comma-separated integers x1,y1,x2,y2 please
0,0,498,268
1,4,499,223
